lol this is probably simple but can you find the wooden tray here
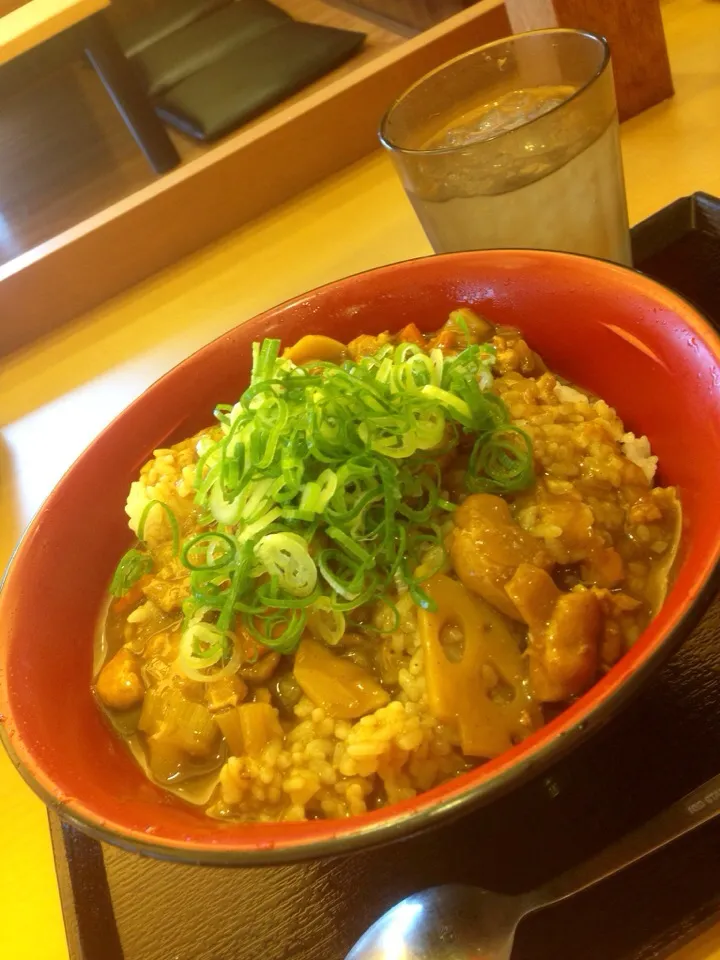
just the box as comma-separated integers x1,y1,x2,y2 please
48,197,720,960
0,0,509,358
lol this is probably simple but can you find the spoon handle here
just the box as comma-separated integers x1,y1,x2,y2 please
537,770,720,908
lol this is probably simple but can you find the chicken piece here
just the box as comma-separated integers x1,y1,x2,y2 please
506,563,602,701
283,335,347,366
581,545,624,588
533,591,601,701
239,651,281,684
504,563,558,628
141,559,190,613
522,496,596,565
347,332,390,360
137,629,180,688
429,309,494,352
96,649,145,710
143,629,180,662
450,494,551,620
397,322,426,347
206,675,248,713
590,587,643,670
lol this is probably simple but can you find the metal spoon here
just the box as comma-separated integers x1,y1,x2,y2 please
347,771,720,960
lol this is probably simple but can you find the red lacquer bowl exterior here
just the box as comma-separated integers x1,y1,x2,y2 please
2,250,720,864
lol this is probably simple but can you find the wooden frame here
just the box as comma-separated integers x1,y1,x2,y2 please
0,0,510,358
0,0,108,65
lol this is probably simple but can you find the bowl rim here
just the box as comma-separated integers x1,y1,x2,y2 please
2,248,720,865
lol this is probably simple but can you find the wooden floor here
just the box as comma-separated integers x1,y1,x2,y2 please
0,1,404,267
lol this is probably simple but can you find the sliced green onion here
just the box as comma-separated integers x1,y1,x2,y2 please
255,532,318,598
182,532,236,572
163,315,532,664
217,539,255,632
109,549,152,598
306,596,345,645
209,481,244,525
241,607,307,654
176,621,242,682
371,596,401,634
137,499,180,555
317,549,368,601
237,507,282,543
420,385,472,422
326,526,375,565
468,425,535,494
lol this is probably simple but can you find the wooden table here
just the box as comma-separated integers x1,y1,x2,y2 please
1,0,719,956
0,0,179,172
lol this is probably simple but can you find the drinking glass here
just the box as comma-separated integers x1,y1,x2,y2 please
379,29,631,265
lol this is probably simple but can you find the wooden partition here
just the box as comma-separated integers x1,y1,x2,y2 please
0,0,509,358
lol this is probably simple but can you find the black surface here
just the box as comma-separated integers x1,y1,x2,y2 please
51,195,720,960
631,191,720,323
155,21,366,141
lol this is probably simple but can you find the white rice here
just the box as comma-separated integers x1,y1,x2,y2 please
554,383,589,405
621,432,658,483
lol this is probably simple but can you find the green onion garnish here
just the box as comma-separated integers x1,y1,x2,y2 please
467,425,535,494
109,498,180,598
109,549,152,598
115,320,536,660
137,499,180,556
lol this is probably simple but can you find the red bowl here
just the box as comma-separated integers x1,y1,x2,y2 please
2,250,720,864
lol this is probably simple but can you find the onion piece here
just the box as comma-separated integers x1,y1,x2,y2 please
306,596,346,646
254,532,318,597
421,384,472,421
176,621,242,683
209,481,244,525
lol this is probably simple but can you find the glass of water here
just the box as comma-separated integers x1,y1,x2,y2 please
379,29,631,265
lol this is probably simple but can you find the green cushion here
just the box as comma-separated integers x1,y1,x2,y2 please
134,0,291,97
116,0,230,58
155,21,365,142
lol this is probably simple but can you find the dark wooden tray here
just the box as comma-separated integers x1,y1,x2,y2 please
49,194,720,960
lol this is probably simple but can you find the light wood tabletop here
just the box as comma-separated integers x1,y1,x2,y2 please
1,0,720,956
0,0,109,65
